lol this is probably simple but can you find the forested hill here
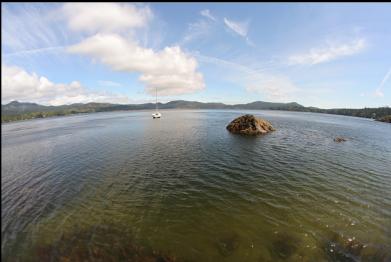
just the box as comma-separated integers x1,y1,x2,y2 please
2,100,390,123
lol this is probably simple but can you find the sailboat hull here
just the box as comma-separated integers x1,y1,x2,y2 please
152,112,161,118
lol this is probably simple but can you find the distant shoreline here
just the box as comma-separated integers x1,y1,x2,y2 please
1,105,391,124
2,100,390,123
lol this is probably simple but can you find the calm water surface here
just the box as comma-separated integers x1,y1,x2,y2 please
2,110,391,261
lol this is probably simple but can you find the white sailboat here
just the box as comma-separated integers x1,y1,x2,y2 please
152,86,161,119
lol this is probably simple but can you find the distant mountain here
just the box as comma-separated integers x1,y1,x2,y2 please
232,101,305,110
1,100,302,114
163,100,229,109
2,100,390,123
2,101,50,114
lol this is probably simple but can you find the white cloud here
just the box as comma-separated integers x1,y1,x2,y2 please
1,65,129,105
183,12,254,47
223,17,254,46
4,46,65,57
61,3,152,33
223,18,248,37
68,34,205,96
289,38,366,65
200,9,216,21
2,4,66,52
374,67,391,97
63,3,205,97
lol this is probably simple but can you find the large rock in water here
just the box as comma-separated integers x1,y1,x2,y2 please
226,114,275,135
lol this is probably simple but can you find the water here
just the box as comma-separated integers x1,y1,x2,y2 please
2,110,391,261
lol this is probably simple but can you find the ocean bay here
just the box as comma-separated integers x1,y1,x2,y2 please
2,110,391,261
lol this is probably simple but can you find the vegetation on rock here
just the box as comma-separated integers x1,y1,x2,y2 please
334,137,347,143
376,115,391,123
226,114,275,135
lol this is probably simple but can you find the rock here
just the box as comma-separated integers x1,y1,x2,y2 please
320,231,391,262
271,232,301,259
216,232,240,256
226,114,275,136
34,223,178,262
334,137,347,143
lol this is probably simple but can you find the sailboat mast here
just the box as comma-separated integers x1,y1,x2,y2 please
155,86,158,111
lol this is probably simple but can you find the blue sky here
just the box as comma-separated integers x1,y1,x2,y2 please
2,3,390,108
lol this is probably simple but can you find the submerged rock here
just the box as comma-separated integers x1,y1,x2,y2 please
226,114,275,136
271,232,301,259
334,137,347,143
34,223,178,262
322,231,391,262
216,232,240,256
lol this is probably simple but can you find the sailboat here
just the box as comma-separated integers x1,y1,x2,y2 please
152,86,161,119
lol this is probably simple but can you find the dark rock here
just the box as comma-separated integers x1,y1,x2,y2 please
321,231,391,262
324,236,363,262
271,232,301,259
33,223,178,262
226,114,275,135
216,233,240,256
334,137,347,143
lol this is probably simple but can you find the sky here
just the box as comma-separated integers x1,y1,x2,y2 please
2,3,391,108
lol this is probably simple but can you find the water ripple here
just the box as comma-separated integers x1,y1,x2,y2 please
2,110,391,261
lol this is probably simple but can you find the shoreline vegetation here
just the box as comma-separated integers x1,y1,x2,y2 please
2,100,390,123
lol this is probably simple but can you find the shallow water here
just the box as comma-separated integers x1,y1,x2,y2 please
2,110,391,261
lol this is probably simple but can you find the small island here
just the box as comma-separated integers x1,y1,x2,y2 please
226,114,275,135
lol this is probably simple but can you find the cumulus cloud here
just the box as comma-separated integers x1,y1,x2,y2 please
64,3,205,96
200,9,216,21
289,38,366,65
1,65,129,105
68,34,205,96
61,3,152,33
3,3,205,103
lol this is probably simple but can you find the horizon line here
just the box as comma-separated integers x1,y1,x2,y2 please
2,99,390,110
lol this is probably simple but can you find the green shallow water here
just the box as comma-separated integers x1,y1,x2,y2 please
2,110,391,261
